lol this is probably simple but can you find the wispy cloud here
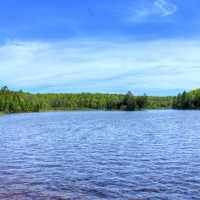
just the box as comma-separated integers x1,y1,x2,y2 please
127,0,177,23
0,38,199,95
154,0,177,16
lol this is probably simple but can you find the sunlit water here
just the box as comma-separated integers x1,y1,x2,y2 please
0,110,200,200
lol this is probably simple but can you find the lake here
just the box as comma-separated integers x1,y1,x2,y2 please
0,110,200,200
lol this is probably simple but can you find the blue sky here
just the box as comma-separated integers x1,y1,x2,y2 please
0,0,200,95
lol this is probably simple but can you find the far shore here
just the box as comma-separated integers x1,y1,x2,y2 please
0,109,197,117
0,109,156,116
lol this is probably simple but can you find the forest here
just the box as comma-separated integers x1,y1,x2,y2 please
0,86,174,113
173,89,200,109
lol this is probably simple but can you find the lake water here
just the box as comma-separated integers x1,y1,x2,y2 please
0,110,200,200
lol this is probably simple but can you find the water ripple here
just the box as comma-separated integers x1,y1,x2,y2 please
0,110,200,199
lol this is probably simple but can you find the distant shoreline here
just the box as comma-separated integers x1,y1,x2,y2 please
0,86,170,113
1,109,199,117
1,86,200,114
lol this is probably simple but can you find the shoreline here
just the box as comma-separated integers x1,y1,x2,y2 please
0,112,5,116
1,108,198,116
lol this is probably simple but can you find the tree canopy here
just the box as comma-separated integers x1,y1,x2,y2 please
173,89,200,109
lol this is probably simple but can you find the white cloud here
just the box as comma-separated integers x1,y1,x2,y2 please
0,39,199,95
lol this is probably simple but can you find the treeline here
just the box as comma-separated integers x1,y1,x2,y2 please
0,86,155,113
147,96,173,109
173,89,200,109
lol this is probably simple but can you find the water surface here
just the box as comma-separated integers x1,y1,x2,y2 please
0,110,200,199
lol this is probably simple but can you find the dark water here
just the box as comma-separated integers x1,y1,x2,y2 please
0,110,200,200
